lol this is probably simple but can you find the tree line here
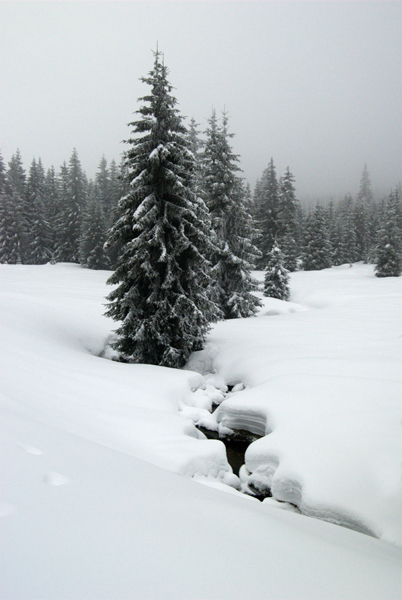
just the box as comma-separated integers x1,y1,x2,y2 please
1,50,401,367
2,143,400,278
0,148,123,269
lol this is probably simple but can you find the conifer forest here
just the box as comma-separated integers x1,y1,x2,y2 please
1,51,401,367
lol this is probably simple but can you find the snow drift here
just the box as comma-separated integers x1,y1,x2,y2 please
0,262,401,599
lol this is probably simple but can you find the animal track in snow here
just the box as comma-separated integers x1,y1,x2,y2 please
43,472,71,486
18,444,43,455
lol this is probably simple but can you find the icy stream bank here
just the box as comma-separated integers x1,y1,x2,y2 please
183,264,401,545
186,380,380,537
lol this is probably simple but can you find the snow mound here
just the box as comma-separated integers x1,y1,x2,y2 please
198,264,402,546
215,400,270,437
216,373,400,543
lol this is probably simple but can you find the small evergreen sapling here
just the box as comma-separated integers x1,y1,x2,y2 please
263,244,290,300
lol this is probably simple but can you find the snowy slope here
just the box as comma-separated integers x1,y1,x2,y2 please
0,264,231,480
1,263,401,599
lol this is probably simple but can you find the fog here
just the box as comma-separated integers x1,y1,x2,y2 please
1,1,401,201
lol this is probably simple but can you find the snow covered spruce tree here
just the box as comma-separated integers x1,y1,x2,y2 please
355,164,375,262
52,149,87,263
263,244,290,300
105,50,220,367
26,158,52,264
332,193,359,266
201,109,261,319
302,203,333,270
104,159,125,268
374,189,402,277
44,166,60,255
277,167,300,271
253,158,280,269
0,150,28,263
79,182,109,270
0,152,20,264
186,118,203,195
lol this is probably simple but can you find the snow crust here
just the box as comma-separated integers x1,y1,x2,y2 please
1,262,401,599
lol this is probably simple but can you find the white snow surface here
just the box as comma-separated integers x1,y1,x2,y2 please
1,262,401,599
188,265,402,545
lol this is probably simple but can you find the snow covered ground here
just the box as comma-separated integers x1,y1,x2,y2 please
1,263,401,599
188,265,401,544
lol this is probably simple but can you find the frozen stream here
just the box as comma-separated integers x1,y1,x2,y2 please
196,425,259,476
189,380,380,536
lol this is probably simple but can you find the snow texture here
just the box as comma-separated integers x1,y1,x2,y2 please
0,262,401,599
189,264,402,546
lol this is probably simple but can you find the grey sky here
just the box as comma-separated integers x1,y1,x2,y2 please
1,1,401,202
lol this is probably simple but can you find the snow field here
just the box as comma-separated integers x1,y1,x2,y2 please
2,406,401,600
0,262,401,599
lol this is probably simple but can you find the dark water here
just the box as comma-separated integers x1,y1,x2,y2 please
196,425,259,477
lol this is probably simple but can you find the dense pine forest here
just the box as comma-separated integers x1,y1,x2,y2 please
2,145,400,276
1,52,401,315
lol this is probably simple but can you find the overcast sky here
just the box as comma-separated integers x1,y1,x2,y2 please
1,1,401,202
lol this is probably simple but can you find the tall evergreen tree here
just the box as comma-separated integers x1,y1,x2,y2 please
332,193,358,266
105,50,220,367
355,164,375,262
302,203,333,270
0,152,6,191
105,159,124,268
254,158,280,268
277,167,300,271
201,109,261,319
374,189,402,277
326,200,337,255
95,156,112,226
107,159,123,225
52,150,86,263
6,150,26,198
79,182,109,270
263,244,290,300
357,164,374,205
44,166,60,254
26,158,52,264
186,118,203,194
0,152,22,264
52,162,72,262
2,151,28,262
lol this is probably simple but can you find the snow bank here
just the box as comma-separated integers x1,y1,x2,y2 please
190,264,402,545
